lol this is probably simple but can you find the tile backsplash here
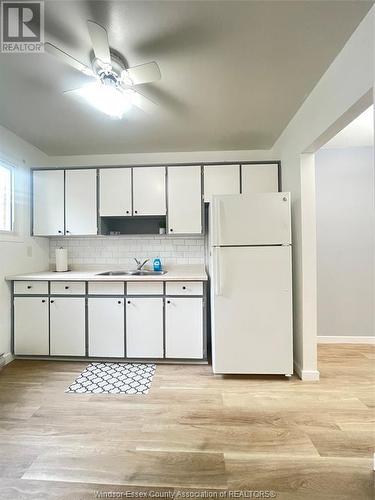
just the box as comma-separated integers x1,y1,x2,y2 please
50,235,205,269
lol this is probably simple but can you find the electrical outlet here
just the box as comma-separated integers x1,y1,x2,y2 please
27,246,33,257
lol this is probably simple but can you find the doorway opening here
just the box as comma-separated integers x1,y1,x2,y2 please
314,106,374,371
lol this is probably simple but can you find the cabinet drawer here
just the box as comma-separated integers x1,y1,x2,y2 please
14,281,48,295
88,282,124,295
50,281,86,295
126,281,163,295
166,281,203,296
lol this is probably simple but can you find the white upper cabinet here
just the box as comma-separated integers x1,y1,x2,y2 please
133,167,166,216
203,165,240,202
167,166,202,234
241,164,279,194
65,169,97,235
33,170,64,236
99,168,132,216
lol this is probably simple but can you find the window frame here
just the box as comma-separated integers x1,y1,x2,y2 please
0,161,14,234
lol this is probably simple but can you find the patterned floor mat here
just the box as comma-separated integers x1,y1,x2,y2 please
65,362,156,394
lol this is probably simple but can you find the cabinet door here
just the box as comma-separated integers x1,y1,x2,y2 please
241,164,279,194
126,298,163,358
14,297,49,355
167,166,202,234
203,165,240,202
88,298,124,357
99,168,132,216
165,297,203,359
50,298,85,356
65,169,97,235
133,167,166,216
33,170,64,236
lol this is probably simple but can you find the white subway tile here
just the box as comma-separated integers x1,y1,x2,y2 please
50,235,205,267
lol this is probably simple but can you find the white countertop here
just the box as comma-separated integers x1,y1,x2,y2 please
6,265,208,282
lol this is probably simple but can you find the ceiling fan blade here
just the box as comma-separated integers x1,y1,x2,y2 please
44,42,94,76
122,62,161,86
129,90,158,114
87,20,111,65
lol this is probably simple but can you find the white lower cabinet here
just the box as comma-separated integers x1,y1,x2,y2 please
88,298,124,357
14,297,49,355
126,298,164,358
165,297,203,358
12,280,206,361
50,297,85,356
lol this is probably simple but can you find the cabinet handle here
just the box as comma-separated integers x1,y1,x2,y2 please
134,210,138,214
127,300,131,304
126,210,130,214
50,300,54,303
27,285,32,289
65,286,69,290
170,228,173,232
182,286,186,290
167,300,171,304
41,299,46,303
58,230,62,234
118,300,122,305
66,230,70,234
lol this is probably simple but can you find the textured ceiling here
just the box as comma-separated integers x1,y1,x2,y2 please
0,0,373,155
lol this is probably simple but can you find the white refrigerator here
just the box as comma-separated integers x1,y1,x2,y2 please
209,192,293,375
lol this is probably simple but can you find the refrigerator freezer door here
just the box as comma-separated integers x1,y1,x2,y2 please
211,245,293,374
211,193,291,246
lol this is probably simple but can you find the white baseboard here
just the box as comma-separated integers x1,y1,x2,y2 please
318,336,375,344
294,361,320,381
0,352,14,369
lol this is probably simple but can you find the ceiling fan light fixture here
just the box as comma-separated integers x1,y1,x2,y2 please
75,82,133,118
47,21,160,117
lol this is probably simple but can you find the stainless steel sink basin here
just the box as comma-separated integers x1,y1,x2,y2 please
132,270,167,276
96,271,133,276
96,270,167,276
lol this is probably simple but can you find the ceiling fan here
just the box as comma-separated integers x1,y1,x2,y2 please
45,20,161,118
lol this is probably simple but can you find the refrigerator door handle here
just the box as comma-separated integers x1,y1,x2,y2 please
214,199,222,245
214,247,222,296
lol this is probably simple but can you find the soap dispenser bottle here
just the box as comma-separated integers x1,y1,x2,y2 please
153,257,162,272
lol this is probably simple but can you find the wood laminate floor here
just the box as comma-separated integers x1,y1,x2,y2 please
0,344,374,499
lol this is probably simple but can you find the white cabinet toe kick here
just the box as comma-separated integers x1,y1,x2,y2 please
11,280,208,363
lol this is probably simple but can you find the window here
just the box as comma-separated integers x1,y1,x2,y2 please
0,163,13,232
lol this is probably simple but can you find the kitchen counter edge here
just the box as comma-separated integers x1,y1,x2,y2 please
6,266,208,282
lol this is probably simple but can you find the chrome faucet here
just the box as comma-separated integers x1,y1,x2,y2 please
134,258,149,271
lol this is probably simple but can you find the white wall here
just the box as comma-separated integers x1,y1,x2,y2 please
0,126,50,360
272,7,374,379
33,150,273,168
315,146,374,337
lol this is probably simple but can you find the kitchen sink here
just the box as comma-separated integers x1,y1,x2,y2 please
131,270,167,276
96,270,167,276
